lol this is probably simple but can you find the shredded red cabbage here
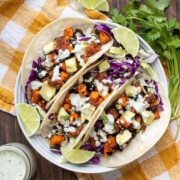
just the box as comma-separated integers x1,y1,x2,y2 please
80,144,93,150
50,149,62,154
89,156,100,164
106,55,140,84
79,37,91,41
94,24,114,38
153,81,164,111
94,24,121,47
144,80,164,111
24,57,43,103
95,120,103,129
48,113,55,120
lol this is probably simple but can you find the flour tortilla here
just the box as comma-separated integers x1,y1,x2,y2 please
81,75,171,168
21,17,113,108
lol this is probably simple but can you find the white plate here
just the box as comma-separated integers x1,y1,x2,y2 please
15,20,168,173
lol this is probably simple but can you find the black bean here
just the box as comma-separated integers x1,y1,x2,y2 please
83,72,91,80
69,89,77,94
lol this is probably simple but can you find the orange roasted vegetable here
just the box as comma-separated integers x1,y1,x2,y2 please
78,84,88,96
114,123,120,133
65,93,71,104
99,31,111,44
97,97,104,104
61,71,70,81
102,93,110,99
118,115,131,128
61,62,66,72
63,103,71,112
107,108,119,119
50,135,65,145
104,143,113,156
67,44,74,52
71,125,83,137
90,91,99,102
31,90,41,103
154,111,160,119
64,27,74,38
119,96,129,107
107,136,117,148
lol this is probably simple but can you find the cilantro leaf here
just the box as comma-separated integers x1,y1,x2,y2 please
147,0,171,11
147,29,161,41
167,36,180,48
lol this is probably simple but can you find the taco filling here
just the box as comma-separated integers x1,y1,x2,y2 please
80,78,163,161
46,55,140,150
25,25,112,109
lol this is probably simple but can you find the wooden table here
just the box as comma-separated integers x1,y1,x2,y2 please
0,1,179,179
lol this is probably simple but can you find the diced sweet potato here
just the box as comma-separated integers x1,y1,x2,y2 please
50,135,65,145
31,90,41,103
78,84,88,96
64,27,74,38
99,31,111,44
61,71,70,81
107,136,117,148
90,91,99,102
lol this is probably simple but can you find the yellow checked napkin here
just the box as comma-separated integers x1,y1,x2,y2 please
0,1,179,179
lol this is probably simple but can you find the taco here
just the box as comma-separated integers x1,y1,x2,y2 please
40,53,141,151
77,75,171,167
21,18,113,111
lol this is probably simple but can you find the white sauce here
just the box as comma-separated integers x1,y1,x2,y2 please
51,65,60,81
94,80,109,96
64,126,76,133
0,150,26,180
55,49,70,62
38,70,47,78
69,94,89,112
42,56,53,67
31,81,42,90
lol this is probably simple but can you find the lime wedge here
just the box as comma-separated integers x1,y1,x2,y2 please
112,26,139,57
77,0,109,12
61,147,95,164
16,103,40,137
95,1,109,12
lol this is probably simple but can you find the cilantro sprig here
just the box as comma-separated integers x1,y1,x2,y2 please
111,0,180,138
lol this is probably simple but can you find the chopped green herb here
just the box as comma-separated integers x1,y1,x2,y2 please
111,0,180,137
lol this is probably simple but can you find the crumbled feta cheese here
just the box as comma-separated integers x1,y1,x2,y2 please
102,79,112,84
55,49,70,62
133,102,149,113
61,119,70,128
31,81,42,90
38,70,47,78
76,54,85,66
51,129,56,133
104,124,115,134
98,130,107,143
95,141,101,147
89,130,98,141
72,44,84,53
94,79,109,96
70,94,89,112
107,114,114,124
42,56,53,67
51,65,60,81
47,133,52,139
64,126,76,133
132,120,140,129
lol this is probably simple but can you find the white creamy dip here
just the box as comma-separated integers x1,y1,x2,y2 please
0,150,27,180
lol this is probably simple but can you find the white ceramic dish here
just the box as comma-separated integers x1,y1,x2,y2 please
15,19,168,173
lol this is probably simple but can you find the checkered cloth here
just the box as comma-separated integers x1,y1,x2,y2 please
0,1,180,179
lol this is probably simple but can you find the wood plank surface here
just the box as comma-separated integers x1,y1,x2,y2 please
0,0,179,179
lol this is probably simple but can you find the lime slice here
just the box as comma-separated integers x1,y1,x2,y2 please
16,103,40,137
61,147,95,164
95,1,109,12
77,0,109,12
112,26,139,57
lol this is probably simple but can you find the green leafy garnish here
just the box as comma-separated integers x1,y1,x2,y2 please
111,0,180,137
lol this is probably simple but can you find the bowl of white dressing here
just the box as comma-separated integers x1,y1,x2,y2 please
0,143,37,180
